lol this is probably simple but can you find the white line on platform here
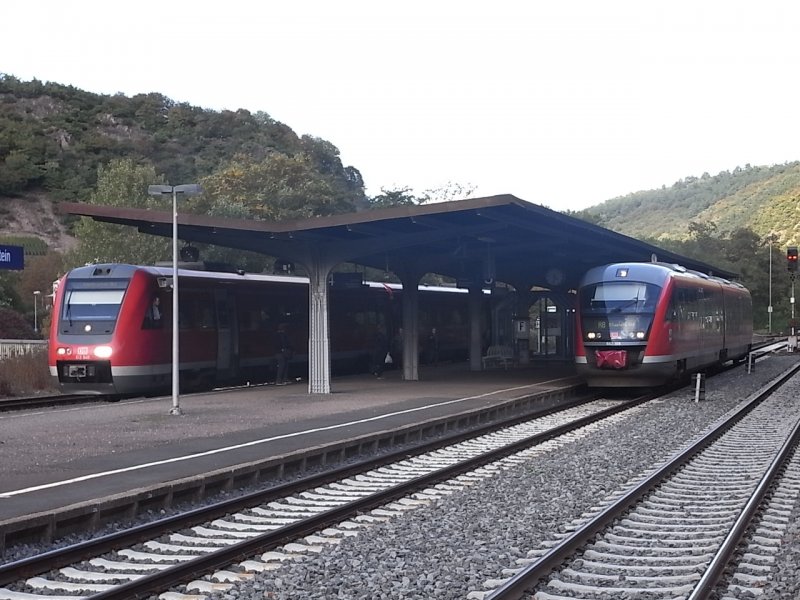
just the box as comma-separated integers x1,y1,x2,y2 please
0,379,570,498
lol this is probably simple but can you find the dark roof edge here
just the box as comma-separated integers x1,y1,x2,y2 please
60,195,738,280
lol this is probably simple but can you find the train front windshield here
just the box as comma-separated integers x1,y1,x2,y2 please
579,281,661,342
62,289,126,322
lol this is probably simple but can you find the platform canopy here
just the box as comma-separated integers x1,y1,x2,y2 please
61,194,735,393
61,193,735,289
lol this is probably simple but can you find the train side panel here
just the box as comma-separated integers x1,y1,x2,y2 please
110,269,173,393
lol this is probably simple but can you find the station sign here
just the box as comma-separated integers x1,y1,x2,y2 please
0,245,24,270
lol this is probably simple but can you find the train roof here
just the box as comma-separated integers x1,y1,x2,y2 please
64,263,470,294
580,262,749,291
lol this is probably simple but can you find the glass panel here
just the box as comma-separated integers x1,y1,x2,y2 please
592,283,649,302
63,289,125,321
581,282,660,314
580,282,660,342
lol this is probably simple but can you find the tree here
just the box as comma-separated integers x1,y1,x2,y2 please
0,306,36,339
17,252,63,300
15,251,64,333
0,149,44,194
300,135,368,209
368,187,421,208
646,225,790,332
199,152,359,221
0,271,22,310
420,181,476,204
368,182,476,209
65,159,170,268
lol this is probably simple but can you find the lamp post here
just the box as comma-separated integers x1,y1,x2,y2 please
147,183,203,415
33,290,41,333
768,235,773,333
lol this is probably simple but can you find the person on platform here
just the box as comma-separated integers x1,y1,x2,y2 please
425,327,440,364
392,327,404,369
275,323,292,385
371,326,389,379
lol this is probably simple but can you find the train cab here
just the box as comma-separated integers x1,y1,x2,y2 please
575,262,752,387
49,264,170,394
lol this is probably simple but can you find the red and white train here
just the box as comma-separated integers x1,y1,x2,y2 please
575,262,752,387
49,263,472,395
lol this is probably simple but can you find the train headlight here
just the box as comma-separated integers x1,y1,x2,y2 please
94,346,113,358
636,331,645,339
56,347,72,356
587,332,597,339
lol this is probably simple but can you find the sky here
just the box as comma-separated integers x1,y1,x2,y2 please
3,0,800,212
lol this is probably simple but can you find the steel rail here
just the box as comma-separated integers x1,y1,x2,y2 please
485,360,800,600
0,393,112,411
85,394,652,600
0,391,598,582
687,405,800,599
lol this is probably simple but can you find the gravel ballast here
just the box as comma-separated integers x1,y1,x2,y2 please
221,356,800,600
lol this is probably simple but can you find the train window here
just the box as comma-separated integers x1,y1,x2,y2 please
199,307,214,328
142,296,164,329
591,283,649,303
240,309,258,331
178,291,215,329
240,293,273,331
581,282,659,314
580,281,660,343
63,289,125,321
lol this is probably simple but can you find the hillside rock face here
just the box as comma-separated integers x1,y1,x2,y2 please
0,193,76,253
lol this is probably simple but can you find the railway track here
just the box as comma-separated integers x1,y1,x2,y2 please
0,342,788,598
478,361,800,599
0,393,654,600
0,383,263,412
0,382,288,412
0,339,783,414
0,393,111,412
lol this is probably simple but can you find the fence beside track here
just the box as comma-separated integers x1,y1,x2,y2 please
0,339,47,360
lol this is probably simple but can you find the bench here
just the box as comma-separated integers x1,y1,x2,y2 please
482,345,514,370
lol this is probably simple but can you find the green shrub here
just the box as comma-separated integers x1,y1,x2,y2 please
0,307,37,338
0,351,56,397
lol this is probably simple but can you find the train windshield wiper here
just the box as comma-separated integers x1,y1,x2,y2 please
65,292,73,326
610,297,641,313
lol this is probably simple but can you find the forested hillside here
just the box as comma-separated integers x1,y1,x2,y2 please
0,73,376,337
578,162,800,246
0,74,798,334
0,74,368,211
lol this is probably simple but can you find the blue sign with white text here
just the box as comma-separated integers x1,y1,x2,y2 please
0,245,24,270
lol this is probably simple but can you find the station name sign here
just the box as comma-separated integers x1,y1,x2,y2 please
0,245,24,270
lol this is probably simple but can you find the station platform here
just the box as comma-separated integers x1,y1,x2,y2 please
0,361,581,550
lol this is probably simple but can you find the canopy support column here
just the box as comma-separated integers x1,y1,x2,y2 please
469,285,484,371
397,268,423,381
302,253,340,394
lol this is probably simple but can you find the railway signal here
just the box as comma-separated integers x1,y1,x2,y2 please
788,247,798,272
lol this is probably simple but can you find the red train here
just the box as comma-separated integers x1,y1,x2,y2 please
48,264,472,395
575,262,752,387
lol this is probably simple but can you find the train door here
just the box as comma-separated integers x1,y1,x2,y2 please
214,289,238,379
530,298,556,356
488,289,515,347
529,295,575,359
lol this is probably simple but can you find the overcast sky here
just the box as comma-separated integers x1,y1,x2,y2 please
3,1,799,211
